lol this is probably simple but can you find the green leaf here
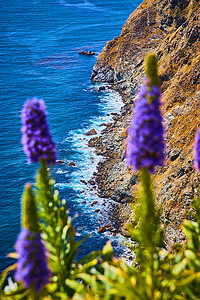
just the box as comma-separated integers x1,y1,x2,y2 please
185,250,196,261
172,259,187,275
75,273,98,292
102,240,113,261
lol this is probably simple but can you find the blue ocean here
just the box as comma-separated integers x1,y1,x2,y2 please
0,0,142,272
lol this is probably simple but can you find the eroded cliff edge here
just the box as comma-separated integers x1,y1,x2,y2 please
89,0,200,244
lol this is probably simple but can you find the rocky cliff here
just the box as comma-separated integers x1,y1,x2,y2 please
90,0,200,244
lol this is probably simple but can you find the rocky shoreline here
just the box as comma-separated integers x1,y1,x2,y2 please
87,83,138,239
86,0,200,246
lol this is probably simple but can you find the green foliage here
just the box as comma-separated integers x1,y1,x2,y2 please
129,169,164,249
34,159,94,298
2,152,200,300
21,183,39,233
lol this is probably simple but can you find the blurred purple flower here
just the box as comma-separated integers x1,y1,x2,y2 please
126,85,165,173
15,228,51,293
194,129,200,171
21,98,57,165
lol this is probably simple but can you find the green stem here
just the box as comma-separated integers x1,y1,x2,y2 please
139,169,158,299
36,159,66,290
140,168,154,214
29,286,40,300
139,168,155,244
36,159,55,227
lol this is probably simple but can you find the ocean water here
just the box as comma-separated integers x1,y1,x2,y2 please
0,0,142,272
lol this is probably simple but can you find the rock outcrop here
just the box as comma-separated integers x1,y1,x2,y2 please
90,0,200,244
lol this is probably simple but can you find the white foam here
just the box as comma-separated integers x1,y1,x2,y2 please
57,86,131,256
67,88,123,190
56,168,68,174
57,0,105,12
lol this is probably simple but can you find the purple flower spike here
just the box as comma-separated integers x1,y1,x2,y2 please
21,98,57,165
126,85,165,173
15,228,51,293
194,129,200,171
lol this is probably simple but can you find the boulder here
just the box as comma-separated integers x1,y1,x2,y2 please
78,50,95,55
56,160,65,164
85,129,97,136
98,226,106,233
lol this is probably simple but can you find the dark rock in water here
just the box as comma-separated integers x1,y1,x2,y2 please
56,160,65,164
80,179,87,185
94,209,100,213
69,161,75,166
97,86,106,92
88,179,95,185
90,200,98,206
90,85,109,92
85,128,97,136
78,50,95,56
98,225,106,233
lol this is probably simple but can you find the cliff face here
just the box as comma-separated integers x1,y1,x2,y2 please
91,0,199,85
90,0,200,243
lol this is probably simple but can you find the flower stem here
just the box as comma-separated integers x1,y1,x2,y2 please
29,286,40,300
139,168,155,247
139,168,156,299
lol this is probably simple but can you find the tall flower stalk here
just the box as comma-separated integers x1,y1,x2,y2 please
126,53,165,299
20,98,82,297
126,55,165,173
15,184,51,299
21,98,57,165
194,129,200,171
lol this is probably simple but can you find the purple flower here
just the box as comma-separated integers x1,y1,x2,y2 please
194,129,200,171
21,98,57,165
15,228,51,293
126,85,165,173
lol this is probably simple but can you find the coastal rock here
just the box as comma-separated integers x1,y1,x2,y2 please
91,65,115,83
98,226,106,233
56,160,65,164
99,123,107,127
69,161,75,166
97,86,106,92
80,179,87,185
90,85,109,92
85,129,97,136
88,179,95,185
79,50,95,55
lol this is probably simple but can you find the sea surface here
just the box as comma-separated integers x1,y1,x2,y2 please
0,0,142,272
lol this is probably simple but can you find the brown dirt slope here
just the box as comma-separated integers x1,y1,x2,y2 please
91,0,200,244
